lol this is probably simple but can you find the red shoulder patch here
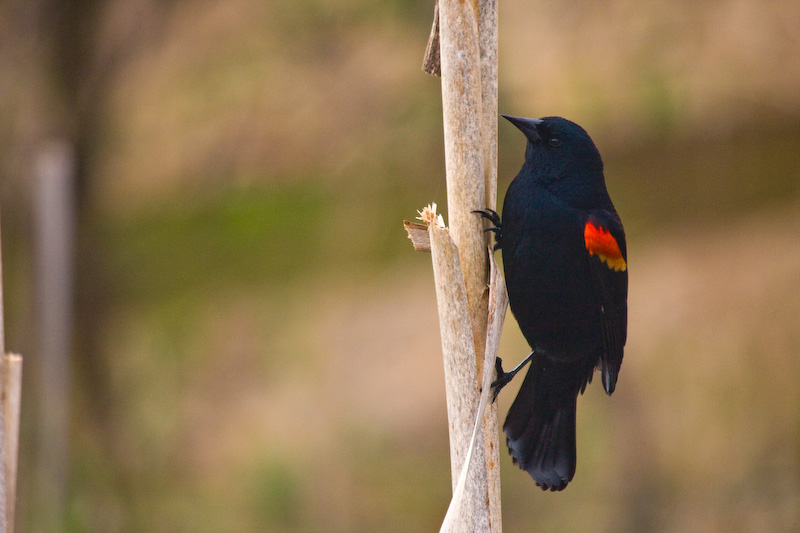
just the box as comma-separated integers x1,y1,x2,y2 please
584,221,627,271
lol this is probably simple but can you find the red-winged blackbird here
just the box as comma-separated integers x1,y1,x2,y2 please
477,115,628,491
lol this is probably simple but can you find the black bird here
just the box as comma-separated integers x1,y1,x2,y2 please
476,115,627,491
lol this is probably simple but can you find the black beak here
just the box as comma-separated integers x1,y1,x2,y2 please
502,114,543,143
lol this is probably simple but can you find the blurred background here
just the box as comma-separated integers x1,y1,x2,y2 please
1,0,800,531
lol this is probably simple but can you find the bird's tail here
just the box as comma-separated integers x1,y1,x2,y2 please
503,354,595,491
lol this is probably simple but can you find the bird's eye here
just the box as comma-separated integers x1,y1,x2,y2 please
549,137,561,147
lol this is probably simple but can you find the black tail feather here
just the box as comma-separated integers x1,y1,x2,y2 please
600,314,625,395
503,354,594,491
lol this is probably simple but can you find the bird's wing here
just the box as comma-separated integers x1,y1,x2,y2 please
584,210,628,395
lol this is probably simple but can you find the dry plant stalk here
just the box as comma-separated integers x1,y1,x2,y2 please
439,250,507,532
439,0,488,362
422,1,441,76
404,221,431,252
407,0,503,529
428,222,490,532
0,208,8,533
0,205,21,533
439,0,501,530
1,355,20,533
475,0,501,524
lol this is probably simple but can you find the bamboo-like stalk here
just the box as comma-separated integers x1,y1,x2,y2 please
439,250,507,532
0,207,4,359
478,0,498,215
0,206,9,532
2,355,21,533
476,2,501,529
439,0,500,529
412,0,502,529
35,142,73,530
422,1,441,76
439,0,488,380
429,224,490,532
481,246,503,532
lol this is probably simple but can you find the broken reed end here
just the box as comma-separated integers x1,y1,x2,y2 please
404,202,447,252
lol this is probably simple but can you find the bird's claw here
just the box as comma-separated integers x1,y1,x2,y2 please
489,352,535,402
472,209,502,249
490,357,511,403
472,208,501,227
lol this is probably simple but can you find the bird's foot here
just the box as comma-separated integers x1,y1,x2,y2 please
473,208,501,227
472,209,502,250
490,357,512,402
490,352,534,402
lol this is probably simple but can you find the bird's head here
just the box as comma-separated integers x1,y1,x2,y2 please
502,115,604,182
